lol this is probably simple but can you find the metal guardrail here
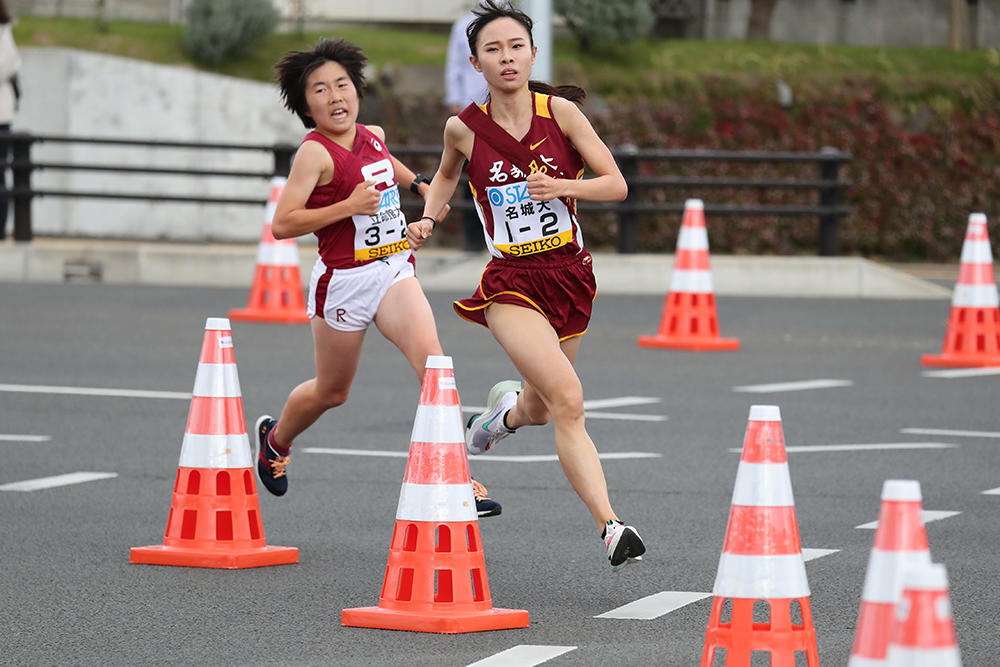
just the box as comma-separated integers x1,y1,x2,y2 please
1,133,850,255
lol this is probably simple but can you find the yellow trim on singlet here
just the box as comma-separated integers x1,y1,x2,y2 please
534,92,551,118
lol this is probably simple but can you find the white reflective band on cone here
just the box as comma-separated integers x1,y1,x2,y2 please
677,226,709,251
205,317,231,331
960,240,994,264
410,404,466,444
669,269,714,294
887,646,962,667
265,202,278,223
860,548,932,603
731,462,796,506
425,355,453,369
882,479,921,502
257,242,301,266
952,283,999,308
396,482,477,522
178,433,253,469
713,553,810,598
748,405,781,421
685,198,704,210
192,363,242,398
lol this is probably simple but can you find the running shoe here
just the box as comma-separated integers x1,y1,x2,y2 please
466,380,521,455
603,520,645,569
472,479,502,518
255,415,290,497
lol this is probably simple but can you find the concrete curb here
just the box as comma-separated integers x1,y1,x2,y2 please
0,238,953,299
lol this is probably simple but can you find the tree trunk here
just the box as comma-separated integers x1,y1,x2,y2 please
747,0,778,41
948,0,969,51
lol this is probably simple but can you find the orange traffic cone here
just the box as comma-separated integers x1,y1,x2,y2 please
701,405,818,667
849,479,932,666
229,176,310,324
923,212,1000,367
342,355,529,633
886,564,962,666
130,317,298,569
638,199,740,351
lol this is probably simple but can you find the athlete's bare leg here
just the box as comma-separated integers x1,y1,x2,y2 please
484,303,616,528
271,317,365,448
374,276,443,378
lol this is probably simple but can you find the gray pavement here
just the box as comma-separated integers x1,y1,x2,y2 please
1,276,998,666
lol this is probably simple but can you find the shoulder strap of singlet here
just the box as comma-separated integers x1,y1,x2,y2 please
458,97,567,179
302,127,369,201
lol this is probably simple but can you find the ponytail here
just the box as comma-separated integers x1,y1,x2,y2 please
528,80,587,106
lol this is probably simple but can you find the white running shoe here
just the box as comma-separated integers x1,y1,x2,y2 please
465,380,521,455
603,520,646,569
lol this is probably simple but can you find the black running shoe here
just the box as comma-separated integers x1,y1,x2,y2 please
472,479,502,518
255,415,290,496
603,520,645,569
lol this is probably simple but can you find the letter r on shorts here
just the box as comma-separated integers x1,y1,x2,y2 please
336,308,347,322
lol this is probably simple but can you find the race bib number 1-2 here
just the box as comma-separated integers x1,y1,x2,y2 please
486,181,573,257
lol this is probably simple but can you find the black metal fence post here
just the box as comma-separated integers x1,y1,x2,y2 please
817,146,841,256
273,143,295,178
11,132,33,242
617,144,639,254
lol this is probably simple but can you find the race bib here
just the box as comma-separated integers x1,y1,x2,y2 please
352,159,410,261
486,181,573,257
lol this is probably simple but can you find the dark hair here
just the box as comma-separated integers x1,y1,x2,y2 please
465,1,586,106
275,38,367,128
0,0,10,24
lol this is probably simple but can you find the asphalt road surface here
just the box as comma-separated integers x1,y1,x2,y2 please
2,282,997,666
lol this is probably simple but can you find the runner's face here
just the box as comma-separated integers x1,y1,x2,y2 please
472,17,536,94
304,61,359,135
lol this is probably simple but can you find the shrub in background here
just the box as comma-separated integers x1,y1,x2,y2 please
184,0,279,65
554,0,654,51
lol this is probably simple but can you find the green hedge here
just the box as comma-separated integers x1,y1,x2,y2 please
378,74,1000,260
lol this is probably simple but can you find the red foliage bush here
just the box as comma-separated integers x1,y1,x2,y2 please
381,74,1000,260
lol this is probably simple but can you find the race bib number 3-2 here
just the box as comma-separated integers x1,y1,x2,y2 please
352,158,409,261
486,181,573,257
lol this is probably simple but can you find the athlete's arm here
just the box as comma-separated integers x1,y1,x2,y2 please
407,116,471,249
271,140,380,239
525,96,628,204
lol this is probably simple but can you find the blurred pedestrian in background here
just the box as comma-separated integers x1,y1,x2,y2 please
445,6,488,251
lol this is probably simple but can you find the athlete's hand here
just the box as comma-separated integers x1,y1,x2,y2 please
405,203,450,251
347,180,380,216
526,172,564,201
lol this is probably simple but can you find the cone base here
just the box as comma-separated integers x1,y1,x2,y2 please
130,544,299,569
228,307,310,325
638,334,740,351
921,352,1000,368
341,605,529,634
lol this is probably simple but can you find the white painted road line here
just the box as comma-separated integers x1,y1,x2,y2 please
581,397,661,409
0,434,51,442
0,383,190,400
856,510,961,529
729,442,957,454
462,396,665,422
732,379,853,393
595,591,711,620
922,367,1000,379
0,471,118,492
581,411,667,422
801,548,840,562
302,448,661,463
466,645,576,667
901,427,1000,439
983,487,1000,495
